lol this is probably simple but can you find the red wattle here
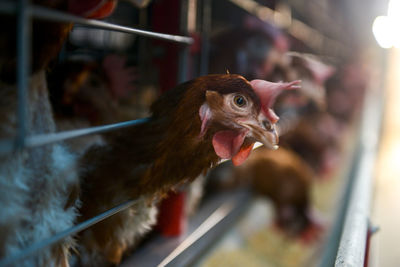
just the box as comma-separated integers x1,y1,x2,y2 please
212,130,246,159
232,143,254,166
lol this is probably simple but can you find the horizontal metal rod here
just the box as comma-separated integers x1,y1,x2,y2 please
0,118,150,154
26,118,150,147
228,0,347,55
0,2,194,45
0,199,139,267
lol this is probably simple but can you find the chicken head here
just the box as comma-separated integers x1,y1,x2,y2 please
198,75,301,166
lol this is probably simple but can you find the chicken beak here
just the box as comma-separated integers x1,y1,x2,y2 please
241,114,280,150
256,121,279,150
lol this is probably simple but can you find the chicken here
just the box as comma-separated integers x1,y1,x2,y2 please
209,28,282,81
271,52,335,116
0,1,118,266
0,72,79,267
209,14,289,81
234,147,323,242
266,53,341,177
48,60,120,125
76,74,300,266
47,55,138,125
325,62,367,124
280,112,342,177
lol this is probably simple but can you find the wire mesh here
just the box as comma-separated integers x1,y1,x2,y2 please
0,1,192,265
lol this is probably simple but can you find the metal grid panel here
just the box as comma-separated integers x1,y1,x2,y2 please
0,1,380,266
0,0,193,155
0,1,193,265
0,2,194,44
0,1,193,155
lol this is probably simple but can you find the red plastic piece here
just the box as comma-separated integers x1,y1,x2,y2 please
156,191,187,236
68,0,117,19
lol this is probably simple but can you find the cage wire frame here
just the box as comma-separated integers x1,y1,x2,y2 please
0,0,193,265
0,0,381,266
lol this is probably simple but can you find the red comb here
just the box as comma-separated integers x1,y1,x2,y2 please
250,79,301,123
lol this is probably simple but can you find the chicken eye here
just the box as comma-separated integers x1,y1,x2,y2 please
233,95,246,107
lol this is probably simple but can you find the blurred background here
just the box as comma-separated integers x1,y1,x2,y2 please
1,0,399,266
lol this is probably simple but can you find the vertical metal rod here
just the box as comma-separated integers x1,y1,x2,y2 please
199,0,211,76
15,0,30,149
178,0,190,83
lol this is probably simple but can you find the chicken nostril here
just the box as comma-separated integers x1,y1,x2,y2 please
263,120,274,131
274,133,279,144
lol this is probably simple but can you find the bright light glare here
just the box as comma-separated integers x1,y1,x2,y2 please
372,0,400,48
388,0,400,19
373,16,394,49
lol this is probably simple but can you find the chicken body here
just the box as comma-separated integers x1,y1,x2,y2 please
77,74,300,265
269,53,340,176
0,71,79,267
0,2,76,263
280,112,341,176
234,147,320,239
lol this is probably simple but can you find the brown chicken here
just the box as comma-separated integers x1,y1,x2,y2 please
268,53,340,177
77,75,300,265
280,112,341,177
234,147,322,242
271,52,335,116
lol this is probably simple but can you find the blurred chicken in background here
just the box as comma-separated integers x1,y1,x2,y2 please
269,52,341,177
47,54,140,153
271,52,335,113
326,61,368,124
208,16,341,179
280,113,342,177
209,16,289,81
234,147,323,242
206,32,338,244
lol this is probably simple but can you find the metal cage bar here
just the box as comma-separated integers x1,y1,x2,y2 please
0,1,191,265
0,2,194,45
227,0,347,56
15,0,30,149
0,0,193,153
0,118,150,154
334,78,383,266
